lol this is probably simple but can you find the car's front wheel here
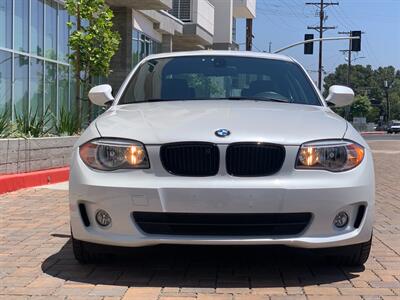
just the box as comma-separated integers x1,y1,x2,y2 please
325,236,372,266
71,234,109,264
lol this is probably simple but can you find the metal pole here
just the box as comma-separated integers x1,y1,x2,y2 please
318,0,323,90
246,19,253,51
386,89,390,124
273,36,360,54
347,39,351,86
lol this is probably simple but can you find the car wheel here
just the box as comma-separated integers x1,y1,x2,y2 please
71,235,109,264
325,236,372,266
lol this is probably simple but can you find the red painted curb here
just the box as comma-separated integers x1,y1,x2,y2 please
0,167,69,195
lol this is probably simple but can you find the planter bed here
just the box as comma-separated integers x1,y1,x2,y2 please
0,136,78,175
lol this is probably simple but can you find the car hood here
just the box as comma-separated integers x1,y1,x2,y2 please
95,100,347,145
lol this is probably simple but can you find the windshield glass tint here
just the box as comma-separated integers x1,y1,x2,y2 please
118,56,321,106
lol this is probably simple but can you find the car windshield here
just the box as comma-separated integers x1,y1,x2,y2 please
118,55,322,106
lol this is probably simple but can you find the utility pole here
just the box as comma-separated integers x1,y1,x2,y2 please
246,19,253,51
338,32,352,86
306,0,338,90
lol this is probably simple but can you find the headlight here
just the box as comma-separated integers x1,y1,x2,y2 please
79,139,149,171
296,140,364,172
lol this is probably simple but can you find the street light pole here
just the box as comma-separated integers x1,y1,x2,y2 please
347,38,352,86
384,80,390,124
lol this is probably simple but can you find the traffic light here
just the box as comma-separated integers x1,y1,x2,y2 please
351,31,361,52
304,34,314,55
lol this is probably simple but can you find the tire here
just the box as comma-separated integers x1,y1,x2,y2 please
325,236,372,266
72,235,109,264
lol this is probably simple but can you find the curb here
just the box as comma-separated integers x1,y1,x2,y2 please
0,167,69,195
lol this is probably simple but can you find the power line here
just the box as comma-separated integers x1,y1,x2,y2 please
333,5,383,66
306,0,339,90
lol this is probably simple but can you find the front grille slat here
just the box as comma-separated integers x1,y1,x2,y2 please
133,212,312,236
226,143,285,177
160,142,219,176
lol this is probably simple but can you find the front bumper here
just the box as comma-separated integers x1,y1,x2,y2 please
69,145,375,249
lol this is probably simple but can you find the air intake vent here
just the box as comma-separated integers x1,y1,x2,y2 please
133,212,312,236
79,203,90,227
226,143,285,176
169,0,192,21
160,142,219,176
354,205,366,228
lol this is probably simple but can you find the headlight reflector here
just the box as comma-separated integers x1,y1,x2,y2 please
296,140,364,172
79,139,149,171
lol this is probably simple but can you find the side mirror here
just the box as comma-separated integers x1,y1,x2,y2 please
325,85,354,107
88,84,114,107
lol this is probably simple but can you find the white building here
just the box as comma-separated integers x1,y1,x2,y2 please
106,0,257,89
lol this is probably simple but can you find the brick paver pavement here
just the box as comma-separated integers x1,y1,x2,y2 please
0,141,399,300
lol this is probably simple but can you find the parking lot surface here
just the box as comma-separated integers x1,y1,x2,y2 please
0,141,400,300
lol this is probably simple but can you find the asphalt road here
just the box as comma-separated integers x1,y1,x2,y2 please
363,133,400,141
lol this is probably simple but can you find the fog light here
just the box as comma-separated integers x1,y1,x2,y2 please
95,209,111,227
334,211,349,228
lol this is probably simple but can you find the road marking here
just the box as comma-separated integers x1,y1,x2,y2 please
372,150,400,154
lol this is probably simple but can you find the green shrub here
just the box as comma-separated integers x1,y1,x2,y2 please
0,109,12,138
55,106,80,136
14,106,53,138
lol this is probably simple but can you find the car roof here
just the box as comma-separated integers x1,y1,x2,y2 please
144,50,295,63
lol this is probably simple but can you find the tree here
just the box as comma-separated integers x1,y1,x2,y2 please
350,95,371,118
65,0,120,126
324,64,400,122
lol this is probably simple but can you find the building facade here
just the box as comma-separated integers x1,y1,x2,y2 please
0,0,73,120
0,0,256,121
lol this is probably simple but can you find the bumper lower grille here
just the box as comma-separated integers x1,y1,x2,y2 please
160,142,219,176
226,143,285,176
133,212,312,236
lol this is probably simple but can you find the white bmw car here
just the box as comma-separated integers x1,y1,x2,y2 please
69,51,374,265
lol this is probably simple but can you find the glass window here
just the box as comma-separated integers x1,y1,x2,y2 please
69,70,78,121
58,5,69,62
132,39,139,64
119,56,322,106
45,62,57,116
14,54,29,116
132,30,160,64
0,50,12,115
0,0,12,49
58,65,69,110
45,0,58,59
30,58,44,115
15,0,29,52
31,0,44,56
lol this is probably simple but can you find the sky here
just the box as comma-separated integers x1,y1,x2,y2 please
236,0,400,82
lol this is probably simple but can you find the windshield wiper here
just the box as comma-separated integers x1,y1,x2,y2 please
216,96,289,103
133,99,183,103
130,97,289,104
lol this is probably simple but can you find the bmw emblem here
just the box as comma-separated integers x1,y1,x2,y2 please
215,129,231,138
